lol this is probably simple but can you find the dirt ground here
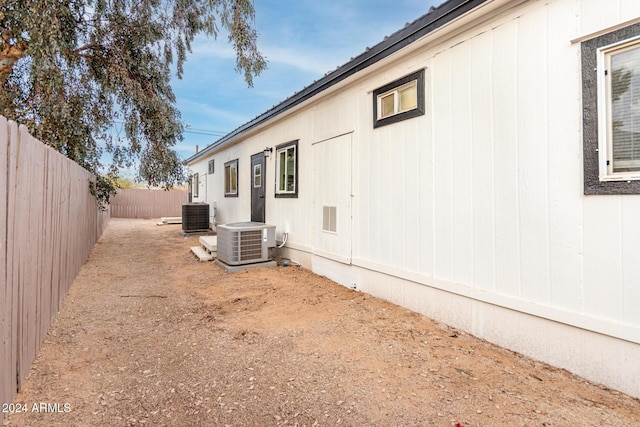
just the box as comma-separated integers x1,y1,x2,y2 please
4,218,640,427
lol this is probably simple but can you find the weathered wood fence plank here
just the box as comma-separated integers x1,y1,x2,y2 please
110,188,187,219
0,117,110,421
0,116,14,421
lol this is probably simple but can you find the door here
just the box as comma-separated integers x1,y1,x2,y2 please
250,152,266,222
312,133,352,264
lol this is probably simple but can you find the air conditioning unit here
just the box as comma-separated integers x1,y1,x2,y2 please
216,222,276,265
182,203,210,232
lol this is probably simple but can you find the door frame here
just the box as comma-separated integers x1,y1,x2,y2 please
250,152,266,223
312,132,353,264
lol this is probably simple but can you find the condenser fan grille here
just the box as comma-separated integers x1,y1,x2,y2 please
239,230,263,260
182,203,209,231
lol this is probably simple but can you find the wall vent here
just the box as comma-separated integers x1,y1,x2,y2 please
322,206,337,232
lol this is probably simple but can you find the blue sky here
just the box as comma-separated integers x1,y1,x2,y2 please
169,0,440,161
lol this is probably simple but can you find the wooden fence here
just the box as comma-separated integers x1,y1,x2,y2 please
0,117,110,420
110,188,187,218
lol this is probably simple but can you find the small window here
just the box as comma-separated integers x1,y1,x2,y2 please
192,173,199,198
224,159,238,197
373,69,425,128
208,159,215,174
275,140,298,198
378,80,418,119
253,164,262,188
322,206,337,233
582,22,640,194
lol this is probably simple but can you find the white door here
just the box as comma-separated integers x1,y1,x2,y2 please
312,133,352,264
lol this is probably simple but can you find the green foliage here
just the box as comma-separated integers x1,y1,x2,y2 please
0,0,266,207
115,177,142,189
90,173,119,211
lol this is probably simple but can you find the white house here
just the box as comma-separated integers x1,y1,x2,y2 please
185,0,640,397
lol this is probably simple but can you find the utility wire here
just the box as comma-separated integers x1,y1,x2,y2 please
111,120,227,137
184,129,227,137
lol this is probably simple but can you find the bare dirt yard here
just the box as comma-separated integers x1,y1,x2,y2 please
4,218,640,427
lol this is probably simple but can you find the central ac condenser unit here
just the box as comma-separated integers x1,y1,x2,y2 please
182,203,210,232
216,222,276,265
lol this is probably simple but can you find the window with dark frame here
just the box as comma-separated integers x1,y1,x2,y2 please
582,22,640,194
373,69,425,128
224,159,238,197
275,140,298,198
208,159,215,174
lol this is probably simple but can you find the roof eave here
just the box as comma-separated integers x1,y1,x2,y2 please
183,0,488,165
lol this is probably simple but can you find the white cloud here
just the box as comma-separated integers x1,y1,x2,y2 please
262,44,343,76
191,38,237,59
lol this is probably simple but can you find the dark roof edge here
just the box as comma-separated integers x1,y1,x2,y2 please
184,0,488,164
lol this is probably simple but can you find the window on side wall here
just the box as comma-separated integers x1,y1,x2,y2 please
192,173,199,198
373,69,425,128
599,38,640,179
208,159,215,174
275,140,298,198
582,23,640,194
224,159,238,197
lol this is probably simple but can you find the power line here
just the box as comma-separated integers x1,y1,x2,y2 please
184,126,227,137
184,129,227,137
111,120,227,137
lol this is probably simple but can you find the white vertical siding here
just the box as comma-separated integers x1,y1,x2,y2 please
373,125,393,264
417,79,435,278
432,49,455,282
470,31,496,292
622,197,640,325
401,118,421,272
188,0,640,395
579,0,640,35
517,4,551,305
583,197,623,321
620,0,640,18
450,41,474,288
546,0,583,313
491,18,521,298
579,0,620,34
352,0,639,336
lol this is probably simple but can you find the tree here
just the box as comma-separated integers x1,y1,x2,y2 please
0,0,266,205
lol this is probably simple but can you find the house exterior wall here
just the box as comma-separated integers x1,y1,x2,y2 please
187,0,640,397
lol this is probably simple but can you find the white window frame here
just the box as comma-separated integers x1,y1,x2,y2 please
224,159,238,197
192,173,199,198
275,141,298,198
253,163,262,188
597,35,640,181
377,80,418,120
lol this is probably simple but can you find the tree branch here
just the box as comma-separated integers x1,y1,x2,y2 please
73,41,99,54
